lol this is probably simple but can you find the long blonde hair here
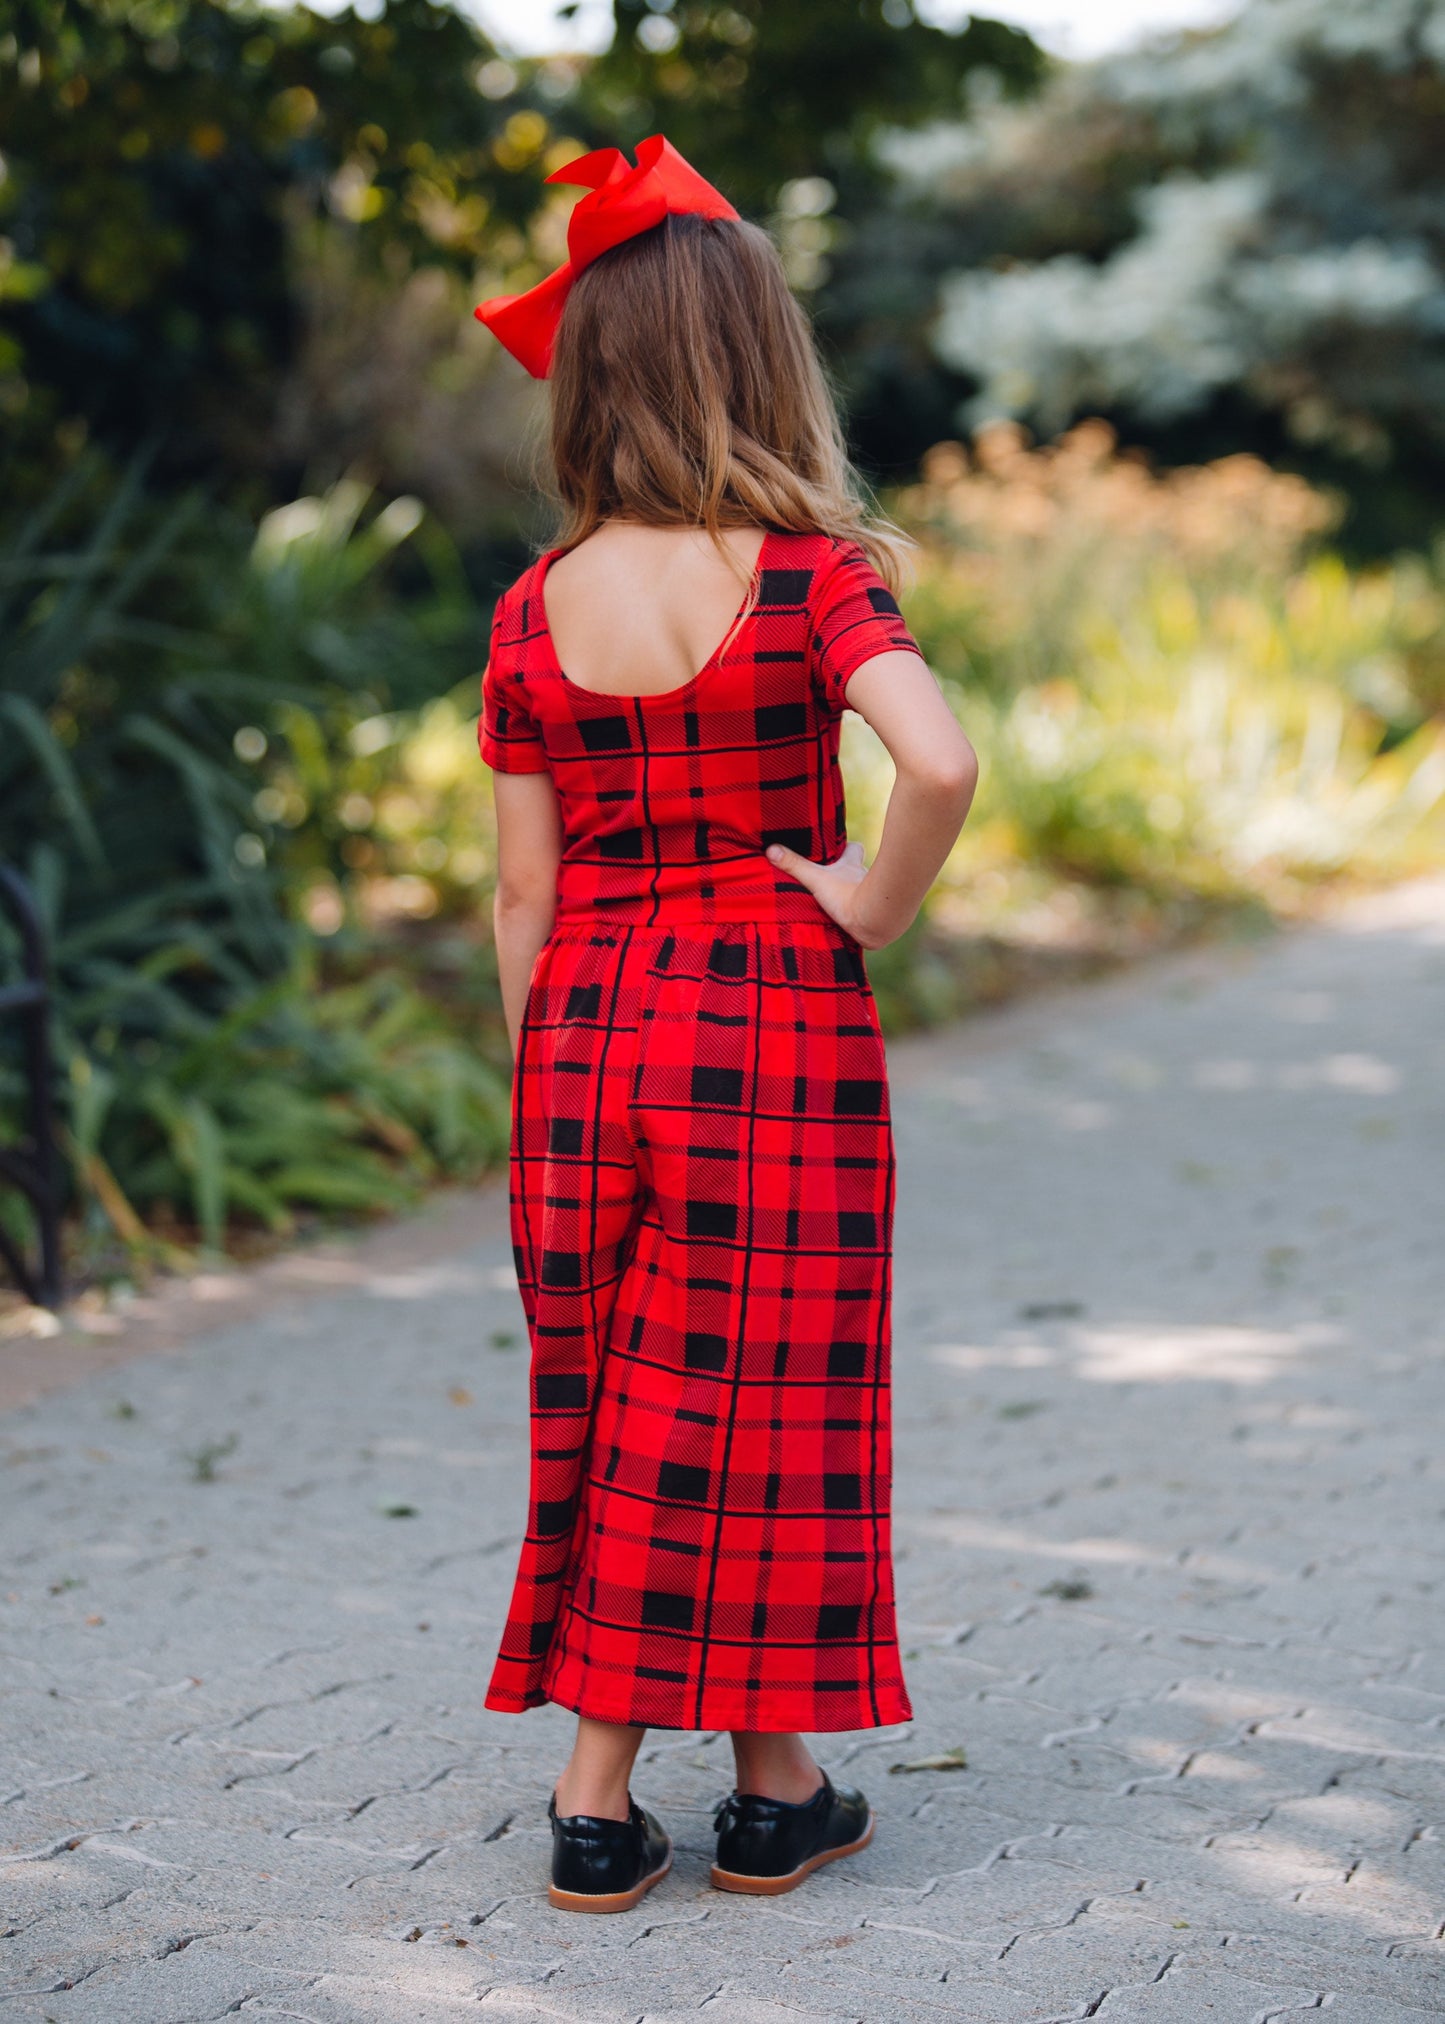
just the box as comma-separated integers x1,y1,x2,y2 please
545,212,912,594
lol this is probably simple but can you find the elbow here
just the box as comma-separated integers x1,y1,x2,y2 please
494,876,556,925
906,736,979,806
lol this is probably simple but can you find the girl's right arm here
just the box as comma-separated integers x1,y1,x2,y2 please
492,771,563,1055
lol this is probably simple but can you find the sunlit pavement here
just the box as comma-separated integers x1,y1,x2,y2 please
4,880,1444,2022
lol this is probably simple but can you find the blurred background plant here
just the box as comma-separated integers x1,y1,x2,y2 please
871,0,1445,549
849,421,1445,1026
2,0,1444,1280
0,454,512,1281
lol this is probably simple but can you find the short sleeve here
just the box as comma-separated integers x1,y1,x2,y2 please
478,598,549,774
809,539,927,715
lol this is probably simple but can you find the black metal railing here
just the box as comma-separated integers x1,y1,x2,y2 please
0,864,62,1308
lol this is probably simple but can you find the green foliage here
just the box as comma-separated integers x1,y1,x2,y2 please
0,458,507,1266
0,0,553,500
0,451,479,969
68,955,510,1254
887,425,1445,921
583,1,1044,217
976,639,1445,902
908,0,1445,522
218,481,489,906
0,0,1052,522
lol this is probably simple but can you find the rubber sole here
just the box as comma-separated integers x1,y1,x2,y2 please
547,1842,673,1914
709,1810,875,1895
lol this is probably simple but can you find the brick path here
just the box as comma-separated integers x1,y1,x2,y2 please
4,883,1444,2022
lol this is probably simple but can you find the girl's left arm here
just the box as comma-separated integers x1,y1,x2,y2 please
764,649,978,951
492,770,564,1055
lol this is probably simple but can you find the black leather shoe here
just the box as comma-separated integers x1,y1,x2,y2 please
710,1769,874,1894
546,1790,673,1913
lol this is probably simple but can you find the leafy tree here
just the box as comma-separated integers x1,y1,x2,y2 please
907,0,1445,534
0,0,558,507
579,0,1043,216
0,0,1050,515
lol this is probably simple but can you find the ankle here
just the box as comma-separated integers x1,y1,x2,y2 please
738,1770,825,1805
730,1739,824,1806
552,1769,632,1822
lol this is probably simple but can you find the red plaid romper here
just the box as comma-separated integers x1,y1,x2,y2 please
479,529,920,1733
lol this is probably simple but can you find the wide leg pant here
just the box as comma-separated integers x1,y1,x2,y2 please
483,917,913,1733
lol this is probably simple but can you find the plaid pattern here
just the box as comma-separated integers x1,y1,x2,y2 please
485,920,912,1733
480,529,922,1731
479,530,926,926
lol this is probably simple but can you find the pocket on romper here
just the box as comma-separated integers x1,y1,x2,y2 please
509,937,559,1134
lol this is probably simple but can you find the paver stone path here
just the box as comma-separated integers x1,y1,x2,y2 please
4,881,1444,2021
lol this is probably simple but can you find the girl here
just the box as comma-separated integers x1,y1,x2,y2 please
474,136,977,1913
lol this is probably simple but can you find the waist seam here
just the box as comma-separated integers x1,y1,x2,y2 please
545,914,852,940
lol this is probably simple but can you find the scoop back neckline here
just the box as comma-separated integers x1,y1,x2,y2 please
532,525,782,707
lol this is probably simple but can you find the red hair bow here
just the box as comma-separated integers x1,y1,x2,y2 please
473,134,739,379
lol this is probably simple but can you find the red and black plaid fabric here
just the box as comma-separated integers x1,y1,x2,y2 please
480,530,922,1732
480,530,925,928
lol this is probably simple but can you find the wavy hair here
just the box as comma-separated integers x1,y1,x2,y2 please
544,211,911,595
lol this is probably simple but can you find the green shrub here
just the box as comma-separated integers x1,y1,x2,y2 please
0,459,506,1270
892,426,1445,920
